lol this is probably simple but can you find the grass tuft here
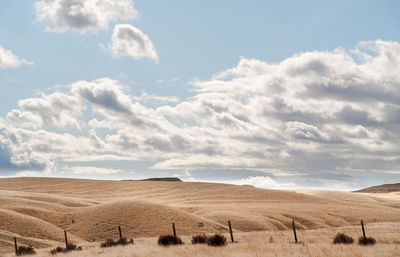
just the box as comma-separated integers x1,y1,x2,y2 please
100,238,134,248
16,245,36,255
158,235,183,246
358,236,376,246
206,234,227,247
191,235,207,244
333,233,354,244
50,244,82,255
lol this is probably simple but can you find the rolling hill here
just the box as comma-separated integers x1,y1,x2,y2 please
0,177,399,254
355,183,400,193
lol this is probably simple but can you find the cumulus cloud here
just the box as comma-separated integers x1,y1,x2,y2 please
7,92,84,129
110,24,158,62
6,110,43,129
71,78,133,114
34,0,138,33
71,78,168,131
2,40,400,187
0,120,49,175
0,45,33,68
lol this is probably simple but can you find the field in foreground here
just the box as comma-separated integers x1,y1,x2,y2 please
3,222,400,257
0,177,400,255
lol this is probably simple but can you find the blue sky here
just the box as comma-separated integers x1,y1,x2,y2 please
0,0,399,190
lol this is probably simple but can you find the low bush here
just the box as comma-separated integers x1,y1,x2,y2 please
100,237,134,248
16,245,36,255
158,235,183,246
191,234,207,244
333,233,354,244
50,244,82,255
50,246,63,255
358,236,376,246
100,239,116,248
207,234,227,247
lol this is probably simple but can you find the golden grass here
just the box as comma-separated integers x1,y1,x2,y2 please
3,223,399,257
0,177,399,255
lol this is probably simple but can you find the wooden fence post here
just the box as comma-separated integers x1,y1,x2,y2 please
14,237,18,256
361,220,366,237
118,226,122,240
64,230,68,248
292,219,298,243
228,220,234,243
172,223,176,237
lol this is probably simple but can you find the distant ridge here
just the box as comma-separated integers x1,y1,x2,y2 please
355,183,400,193
139,177,182,182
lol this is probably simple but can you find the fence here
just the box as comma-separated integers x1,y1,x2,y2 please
11,219,398,256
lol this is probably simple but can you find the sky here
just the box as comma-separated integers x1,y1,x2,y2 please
0,0,399,191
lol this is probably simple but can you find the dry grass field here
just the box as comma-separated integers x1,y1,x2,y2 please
0,177,399,256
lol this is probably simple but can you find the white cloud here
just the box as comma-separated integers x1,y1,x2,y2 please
110,24,159,62
0,119,49,174
34,0,138,33
6,110,43,129
1,40,400,184
230,176,295,189
62,166,125,175
134,92,180,105
71,78,133,114
0,45,33,68
7,92,84,129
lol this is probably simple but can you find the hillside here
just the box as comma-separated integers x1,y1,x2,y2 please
0,177,400,254
355,183,400,193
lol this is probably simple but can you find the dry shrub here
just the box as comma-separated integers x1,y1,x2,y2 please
158,235,183,246
358,236,376,246
100,238,134,248
333,233,354,244
100,239,116,248
191,235,207,244
50,246,63,255
16,245,36,255
207,234,227,247
50,244,82,255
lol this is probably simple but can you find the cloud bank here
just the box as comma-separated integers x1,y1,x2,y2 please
1,40,399,187
34,0,138,33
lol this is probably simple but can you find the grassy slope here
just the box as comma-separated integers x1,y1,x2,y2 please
1,177,400,254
